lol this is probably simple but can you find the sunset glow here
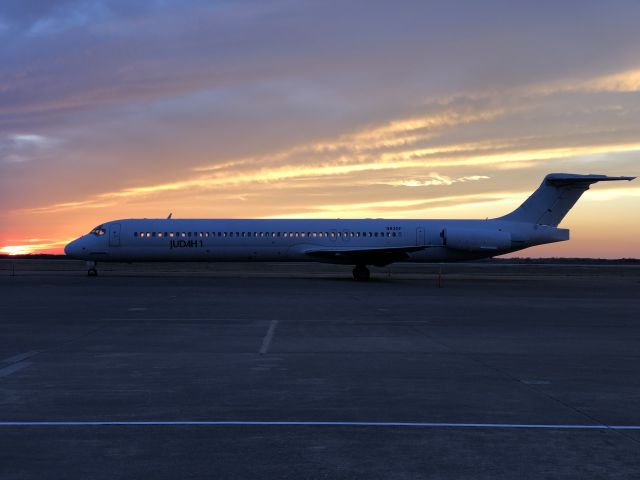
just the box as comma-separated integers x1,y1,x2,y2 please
1,1,638,258
0,239,73,256
0,245,34,256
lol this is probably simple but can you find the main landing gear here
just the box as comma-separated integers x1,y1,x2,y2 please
86,261,98,277
352,264,371,281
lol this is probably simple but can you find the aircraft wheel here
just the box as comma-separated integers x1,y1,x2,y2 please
352,265,370,281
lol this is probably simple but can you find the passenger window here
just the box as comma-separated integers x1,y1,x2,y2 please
158,232,163,237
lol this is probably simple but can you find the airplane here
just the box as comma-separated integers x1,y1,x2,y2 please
65,173,634,280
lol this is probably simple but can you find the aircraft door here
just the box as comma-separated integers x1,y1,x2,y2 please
109,223,121,247
416,227,425,246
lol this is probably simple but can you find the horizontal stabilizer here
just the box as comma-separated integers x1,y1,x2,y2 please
544,173,635,185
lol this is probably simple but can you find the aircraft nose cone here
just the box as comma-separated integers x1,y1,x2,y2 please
64,239,79,258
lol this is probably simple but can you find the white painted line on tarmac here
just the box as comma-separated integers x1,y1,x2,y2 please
1,351,39,364
259,320,279,354
0,361,32,379
0,420,639,430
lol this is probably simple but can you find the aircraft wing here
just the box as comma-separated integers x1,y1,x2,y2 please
304,245,426,266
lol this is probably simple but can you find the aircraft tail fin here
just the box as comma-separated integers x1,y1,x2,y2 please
499,173,634,226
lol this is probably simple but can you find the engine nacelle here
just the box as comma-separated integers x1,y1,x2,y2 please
443,227,512,252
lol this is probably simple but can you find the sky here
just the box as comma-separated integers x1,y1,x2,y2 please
0,0,638,257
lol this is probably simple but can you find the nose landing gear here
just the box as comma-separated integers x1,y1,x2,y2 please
86,261,98,277
352,264,370,281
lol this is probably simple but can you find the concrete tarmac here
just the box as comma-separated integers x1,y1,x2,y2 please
1,260,639,479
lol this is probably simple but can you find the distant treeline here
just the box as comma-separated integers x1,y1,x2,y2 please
1,254,638,264
475,257,640,265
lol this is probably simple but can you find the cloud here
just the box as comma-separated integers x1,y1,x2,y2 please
1,132,60,163
380,175,490,187
12,133,53,145
263,191,524,219
14,57,640,213
27,1,110,36
525,67,640,96
24,134,640,214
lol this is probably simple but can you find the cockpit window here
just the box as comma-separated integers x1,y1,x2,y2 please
89,225,106,236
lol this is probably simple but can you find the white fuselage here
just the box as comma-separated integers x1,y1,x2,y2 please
64,218,568,264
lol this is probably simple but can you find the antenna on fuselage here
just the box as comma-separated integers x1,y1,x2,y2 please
167,213,173,219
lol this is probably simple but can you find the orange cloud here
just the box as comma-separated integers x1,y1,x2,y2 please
24,139,640,215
